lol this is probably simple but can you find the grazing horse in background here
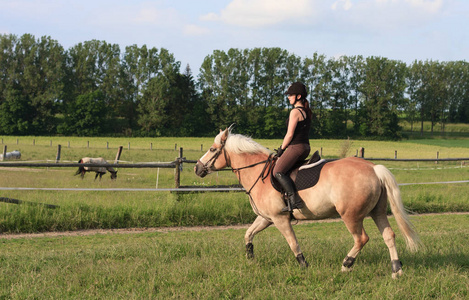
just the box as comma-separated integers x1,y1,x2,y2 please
75,157,117,180
194,126,420,279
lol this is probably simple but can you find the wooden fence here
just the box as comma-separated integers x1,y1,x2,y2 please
0,145,468,193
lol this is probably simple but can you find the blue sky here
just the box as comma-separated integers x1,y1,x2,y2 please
1,0,467,74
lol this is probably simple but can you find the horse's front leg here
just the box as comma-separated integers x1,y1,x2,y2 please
244,216,272,259
273,216,309,267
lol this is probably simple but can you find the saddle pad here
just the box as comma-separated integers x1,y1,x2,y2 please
295,159,327,191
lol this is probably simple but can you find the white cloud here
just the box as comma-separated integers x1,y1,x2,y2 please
405,0,443,13
202,0,315,28
183,24,210,36
326,0,446,34
331,0,353,11
134,7,162,24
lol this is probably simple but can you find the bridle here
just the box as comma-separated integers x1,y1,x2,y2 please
197,139,277,217
196,139,229,175
198,140,275,194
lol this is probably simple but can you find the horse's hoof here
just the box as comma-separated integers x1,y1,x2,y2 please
392,269,403,279
296,253,309,268
246,243,254,259
341,266,353,272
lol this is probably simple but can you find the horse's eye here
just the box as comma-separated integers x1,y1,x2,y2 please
210,148,217,153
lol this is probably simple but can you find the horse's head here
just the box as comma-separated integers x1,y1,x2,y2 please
110,170,118,180
194,125,233,178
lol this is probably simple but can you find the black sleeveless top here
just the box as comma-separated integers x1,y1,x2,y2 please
287,107,311,145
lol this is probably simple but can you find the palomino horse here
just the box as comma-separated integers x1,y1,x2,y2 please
75,157,117,180
194,126,420,278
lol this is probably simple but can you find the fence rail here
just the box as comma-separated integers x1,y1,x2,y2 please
0,162,177,168
0,146,468,192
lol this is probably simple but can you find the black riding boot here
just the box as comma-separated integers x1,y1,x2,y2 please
275,172,304,212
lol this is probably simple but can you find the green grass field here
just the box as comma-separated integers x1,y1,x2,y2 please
0,134,468,298
1,214,467,299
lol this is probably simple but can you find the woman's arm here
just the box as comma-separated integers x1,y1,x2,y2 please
281,109,302,150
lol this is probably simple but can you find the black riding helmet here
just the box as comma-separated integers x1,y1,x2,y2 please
285,82,307,99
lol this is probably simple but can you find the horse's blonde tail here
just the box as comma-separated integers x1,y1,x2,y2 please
374,164,421,252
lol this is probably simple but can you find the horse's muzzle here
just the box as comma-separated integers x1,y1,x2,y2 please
194,160,209,178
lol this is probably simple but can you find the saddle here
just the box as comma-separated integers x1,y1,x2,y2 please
271,150,328,192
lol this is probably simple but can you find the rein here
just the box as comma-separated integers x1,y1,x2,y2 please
231,153,276,195
198,139,276,217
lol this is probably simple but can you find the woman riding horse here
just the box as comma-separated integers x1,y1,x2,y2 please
195,126,420,278
274,82,312,212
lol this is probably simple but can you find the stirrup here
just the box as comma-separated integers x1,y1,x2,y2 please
281,193,292,212
281,194,304,212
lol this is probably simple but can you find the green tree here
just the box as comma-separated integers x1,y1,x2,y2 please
137,68,197,136
303,53,332,137
64,40,123,133
58,90,107,136
0,34,64,135
359,57,405,139
120,45,162,131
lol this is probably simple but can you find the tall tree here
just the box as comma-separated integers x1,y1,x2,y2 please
58,90,107,136
0,34,64,135
359,57,405,139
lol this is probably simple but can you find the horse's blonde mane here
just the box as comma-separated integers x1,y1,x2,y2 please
215,131,271,156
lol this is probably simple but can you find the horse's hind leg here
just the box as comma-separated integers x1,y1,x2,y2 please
244,216,272,259
341,217,369,272
370,210,402,279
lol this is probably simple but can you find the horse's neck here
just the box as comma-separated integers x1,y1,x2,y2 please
230,152,269,185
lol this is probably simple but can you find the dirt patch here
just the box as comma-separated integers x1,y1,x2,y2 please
1,212,467,240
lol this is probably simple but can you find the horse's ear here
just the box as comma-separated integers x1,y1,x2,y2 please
221,128,229,143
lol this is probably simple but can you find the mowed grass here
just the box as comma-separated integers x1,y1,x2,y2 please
0,214,468,299
0,135,468,233
0,161,468,233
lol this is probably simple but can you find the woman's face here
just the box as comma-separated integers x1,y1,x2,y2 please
287,94,300,105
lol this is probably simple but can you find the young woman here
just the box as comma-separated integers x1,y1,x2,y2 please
273,82,312,212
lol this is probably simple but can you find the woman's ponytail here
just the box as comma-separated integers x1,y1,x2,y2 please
302,98,312,119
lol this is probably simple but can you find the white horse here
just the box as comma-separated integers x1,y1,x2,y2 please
75,157,117,180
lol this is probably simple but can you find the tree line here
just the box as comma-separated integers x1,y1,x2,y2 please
1,33,468,139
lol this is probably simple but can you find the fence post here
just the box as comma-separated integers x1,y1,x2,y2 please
174,147,184,188
2,145,6,161
359,147,365,158
115,146,123,164
55,145,61,163
394,150,397,159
